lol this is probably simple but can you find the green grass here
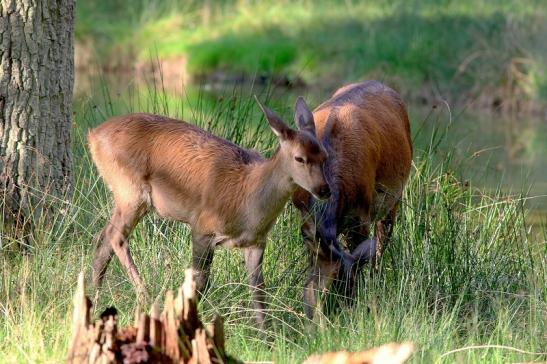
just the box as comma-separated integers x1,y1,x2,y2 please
76,0,547,109
1,83,546,363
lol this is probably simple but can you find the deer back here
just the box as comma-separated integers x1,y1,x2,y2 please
88,113,264,232
293,81,412,232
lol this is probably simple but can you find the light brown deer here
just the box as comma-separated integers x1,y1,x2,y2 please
292,81,413,318
88,97,331,327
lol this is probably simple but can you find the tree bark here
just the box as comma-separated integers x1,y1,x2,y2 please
0,0,74,230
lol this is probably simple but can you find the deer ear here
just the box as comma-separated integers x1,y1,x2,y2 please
254,95,294,140
294,96,316,135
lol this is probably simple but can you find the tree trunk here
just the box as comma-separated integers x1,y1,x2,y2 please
0,0,74,232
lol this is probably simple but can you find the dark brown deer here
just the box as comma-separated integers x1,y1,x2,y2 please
292,81,413,318
88,97,331,327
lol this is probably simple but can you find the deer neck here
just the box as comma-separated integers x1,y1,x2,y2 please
245,149,295,226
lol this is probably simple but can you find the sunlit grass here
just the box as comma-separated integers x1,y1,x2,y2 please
1,83,546,363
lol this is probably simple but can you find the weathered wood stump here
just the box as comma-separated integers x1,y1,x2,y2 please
67,269,241,364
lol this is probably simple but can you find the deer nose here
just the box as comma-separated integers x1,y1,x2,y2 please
316,184,331,199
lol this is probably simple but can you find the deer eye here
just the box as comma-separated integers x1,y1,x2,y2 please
295,156,305,163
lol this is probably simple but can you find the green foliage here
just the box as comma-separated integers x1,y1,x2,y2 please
186,28,297,75
1,83,545,363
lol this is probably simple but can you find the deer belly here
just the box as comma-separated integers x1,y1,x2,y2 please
214,232,261,249
149,182,194,222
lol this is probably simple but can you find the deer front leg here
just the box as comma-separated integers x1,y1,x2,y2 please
304,253,340,321
344,214,371,251
299,195,348,319
96,204,148,302
244,246,266,328
301,217,341,320
92,227,113,290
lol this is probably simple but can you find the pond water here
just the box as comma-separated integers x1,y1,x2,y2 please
74,74,547,230
410,106,547,218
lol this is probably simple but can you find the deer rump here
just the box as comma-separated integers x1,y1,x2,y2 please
292,81,413,318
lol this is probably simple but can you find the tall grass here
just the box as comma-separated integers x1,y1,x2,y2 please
1,81,545,363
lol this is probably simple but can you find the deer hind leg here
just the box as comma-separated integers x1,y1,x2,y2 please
374,202,398,268
243,246,266,328
93,199,148,301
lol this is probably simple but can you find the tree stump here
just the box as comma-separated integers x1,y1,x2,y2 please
67,269,241,364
